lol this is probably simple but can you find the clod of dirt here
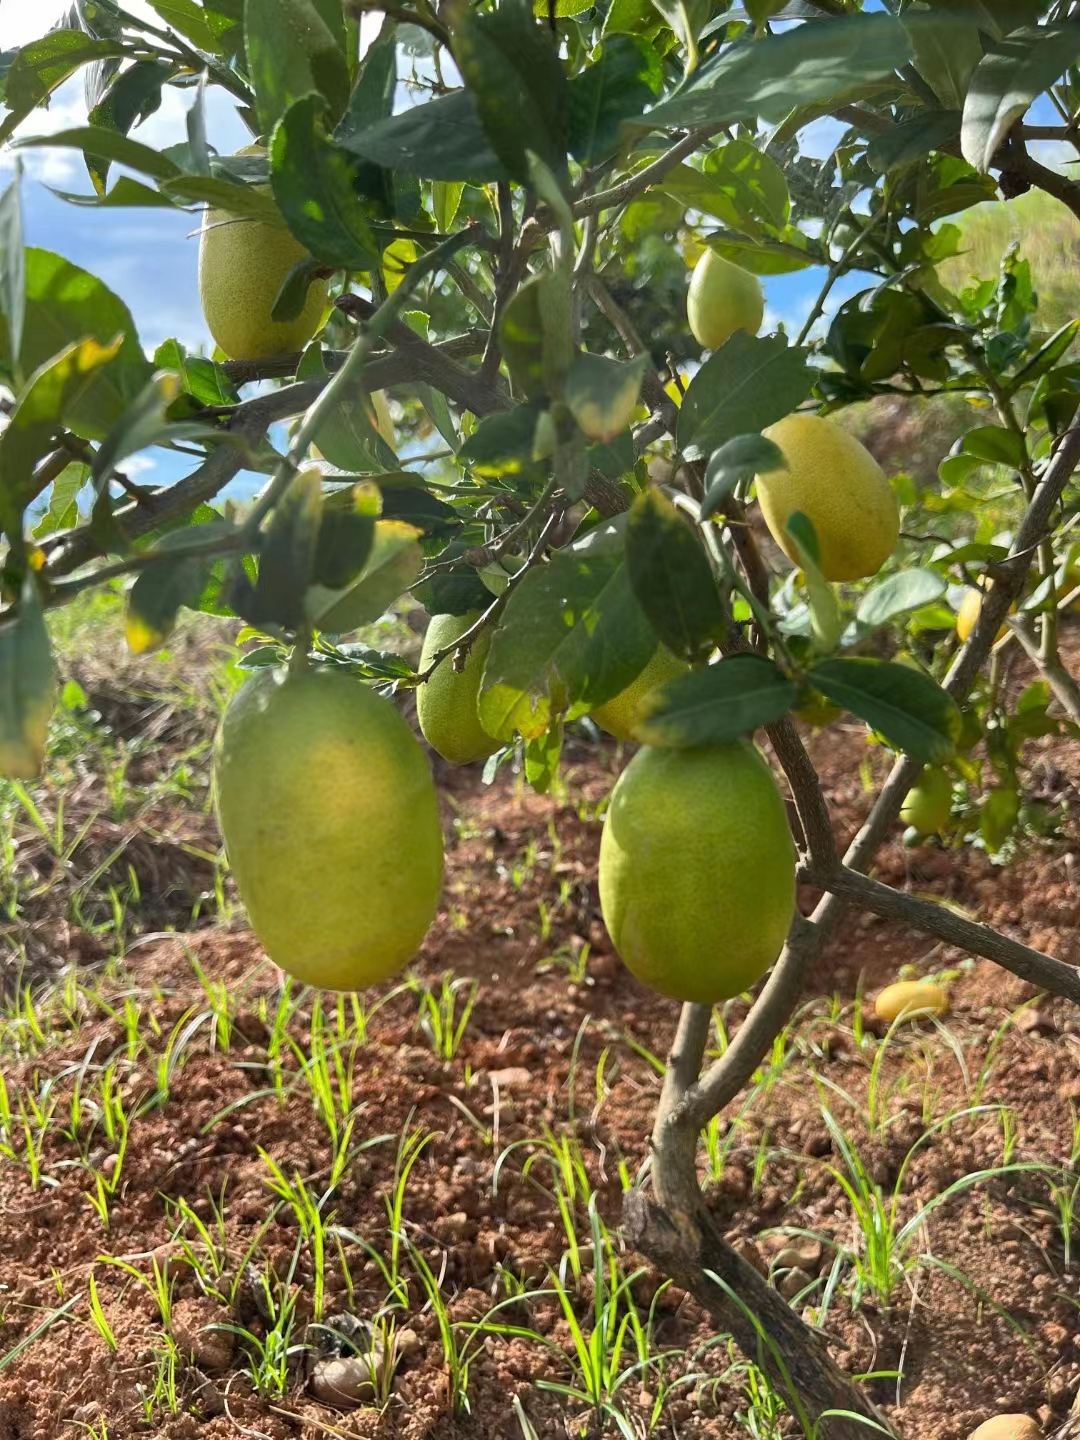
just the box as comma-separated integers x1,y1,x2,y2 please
967,1416,1042,1440
310,1354,382,1409
395,1327,421,1361
169,1298,234,1373
773,1240,824,1274
727,1236,767,1276
777,1266,813,1300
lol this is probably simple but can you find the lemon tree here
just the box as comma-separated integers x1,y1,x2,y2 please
5,2,1080,1432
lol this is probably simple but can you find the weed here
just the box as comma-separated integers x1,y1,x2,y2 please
411,972,478,1060
86,1272,118,1352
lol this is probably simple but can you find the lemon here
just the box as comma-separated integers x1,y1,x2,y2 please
198,151,328,360
590,647,688,743
214,665,443,990
874,980,949,1024
756,414,899,582
686,249,764,352
956,582,1009,643
599,742,796,1004
416,612,501,765
967,1418,1041,1440
899,767,952,835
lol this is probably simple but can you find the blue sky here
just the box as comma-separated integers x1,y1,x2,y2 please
1,1,1066,501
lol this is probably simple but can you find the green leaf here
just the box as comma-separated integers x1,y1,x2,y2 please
431,181,464,233
0,171,25,366
91,371,218,487
14,124,182,182
375,474,462,538
459,406,542,481
308,518,423,632
642,14,913,131
524,719,562,795
962,25,1080,173
784,511,843,652
160,173,281,219
147,0,227,51
311,388,398,472
153,338,240,409
500,278,548,400
567,34,662,165
662,139,790,232
677,332,813,462
126,530,226,655
961,424,1024,467
700,433,785,520
0,335,123,537
47,176,181,210
334,27,396,141
856,570,948,628
705,228,817,275
865,110,962,174
809,657,962,763
478,527,657,740
565,353,646,443
85,59,172,193
1013,319,1080,388
244,0,350,135
313,480,380,588
0,578,56,779
904,11,982,110
246,467,324,630
32,461,88,538
0,250,154,441
0,31,129,144
270,93,379,269
340,90,506,182
414,550,491,617
635,653,797,747
452,0,569,187
626,489,727,663
980,783,1019,853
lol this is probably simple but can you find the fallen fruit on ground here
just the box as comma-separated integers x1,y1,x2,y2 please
874,979,949,1024
198,153,328,360
417,611,501,766
757,413,900,582
899,767,953,836
967,1416,1042,1440
686,248,764,351
599,741,795,1003
589,646,688,743
214,664,443,989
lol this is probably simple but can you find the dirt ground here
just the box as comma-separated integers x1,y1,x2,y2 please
2,628,1080,1440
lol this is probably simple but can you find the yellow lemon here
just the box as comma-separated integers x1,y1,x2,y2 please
757,414,900,582
416,612,501,765
687,249,764,351
956,581,1010,644
874,980,949,1024
590,647,688,743
599,742,796,1004
214,665,443,990
198,151,328,360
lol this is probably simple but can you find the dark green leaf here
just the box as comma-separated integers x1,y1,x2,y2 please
865,110,962,173
0,171,25,364
700,433,785,519
14,124,183,184
270,93,379,270
565,353,646,443
247,467,324,630
334,26,396,140
160,173,280,219
452,0,569,187
308,518,423,632
47,176,181,209
153,338,240,409
414,550,492,617
311,388,398,471
809,656,962,763
626,489,726,663
961,25,1080,173
479,527,657,740
856,570,947,628
677,332,812,461
0,31,128,144
244,0,350,134
85,59,171,193
0,577,56,778
705,227,817,275
340,89,506,182
567,34,662,165
635,653,797,746
962,424,1024,466
126,533,224,654
313,481,379,588
1012,319,1080,388
0,335,123,537
904,11,982,110
643,14,913,131
459,405,543,482
376,474,462,538
90,372,218,487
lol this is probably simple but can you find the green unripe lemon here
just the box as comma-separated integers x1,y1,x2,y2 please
686,249,764,352
899,767,952,836
198,154,328,360
590,647,688,743
214,665,443,990
599,742,796,1004
757,414,900,582
416,612,501,766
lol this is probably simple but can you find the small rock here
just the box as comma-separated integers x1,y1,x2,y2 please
773,1240,823,1274
727,1236,767,1277
311,1355,380,1410
777,1267,813,1301
967,1416,1042,1440
1017,1008,1056,1036
171,1299,234,1374
434,1211,475,1245
395,1328,421,1361
488,1067,532,1090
